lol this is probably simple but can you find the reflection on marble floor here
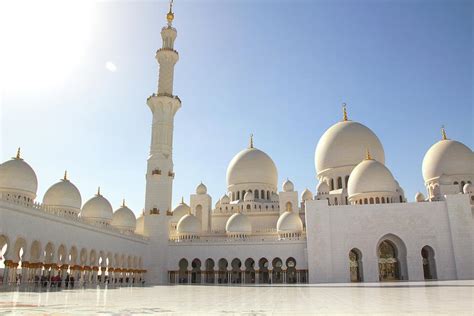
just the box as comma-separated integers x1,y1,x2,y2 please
0,280,473,315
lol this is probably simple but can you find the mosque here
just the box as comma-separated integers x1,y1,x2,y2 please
0,4,473,286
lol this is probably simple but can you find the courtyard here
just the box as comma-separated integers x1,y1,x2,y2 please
0,280,472,315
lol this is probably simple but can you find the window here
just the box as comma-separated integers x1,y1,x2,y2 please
255,190,259,199
376,197,380,204
364,198,368,204
337,177,342,189
330,179,334,191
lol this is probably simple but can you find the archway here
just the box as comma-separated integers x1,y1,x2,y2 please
349,248,363,282
244,258,255,284
178,258,188,283
205,258,214,283
286,257,297,284
0,235,9,284
378,240,401,281
421,246,437,280
231,258,242,284
191,258,201,283
272,258,283,283
258,258,269,284
218,258,228,284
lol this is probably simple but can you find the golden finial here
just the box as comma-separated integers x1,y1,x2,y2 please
365,148,372,160
342,103,348,121
441,125,447,140
15,147,21,159
97,186,101,196
166,0,174,24
122,199,126,207
249,134,254,148
63,170,68,181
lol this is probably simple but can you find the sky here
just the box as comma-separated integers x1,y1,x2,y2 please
0,0,472,216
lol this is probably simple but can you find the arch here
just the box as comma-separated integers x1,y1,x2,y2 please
244,258,255,284
421,245,437,280
285,201,292,212
330,179,334,191
261,190,265,200
89,249,97,266
195,204,203,220
375,197,380,204
13,237,27,263
272,257,283,284
79,248,88,265
205,258,215,283
57,244,67,264
178,258,188,284
191,258,201,283
364,198,368,204
369,197,374,204
337,177,342,189
258,258,269,284
286,257,297,284
376,234,408,281
267,191,270,200
255,190,259,199
69,246,78,265
381,197,385,203
218,258,228,284
45,242,56,264
349,248,363,282
345,175,350,188
29,240,42,263
231,258,242,284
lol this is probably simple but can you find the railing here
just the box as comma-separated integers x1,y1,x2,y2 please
169,232,306,244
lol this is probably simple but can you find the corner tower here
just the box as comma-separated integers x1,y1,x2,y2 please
144,1,181,221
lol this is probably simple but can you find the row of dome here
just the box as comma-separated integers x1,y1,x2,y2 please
0,151,137,233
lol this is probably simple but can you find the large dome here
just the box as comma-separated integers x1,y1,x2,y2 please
43,174,82,211
347,159,397,196
0,151,38,199
171,199,190,223
422,139,473,182
177,214,201,236
111,203,136,232
226,146,278,189
226,212,252,234
276,211,303,234
80,190,113,224
315,121,385,174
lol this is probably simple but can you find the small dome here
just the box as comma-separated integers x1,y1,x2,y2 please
347,159,397,197
135,213,144,235
243,190,254,202
111,203,136,232
177,214,201,235
80,190,113,224
315,120,385,174
301,188,313,201
463,183,473,194
196,182,207,195
282,179,294,192
277,211,303,233
43,174,82,211
226,146,278,189
422,139,473,182
171,199,190,223
220,194,230,204
316,181,330,194
415,192,425,202
226,212,252,234
271,192,279,202
0,151,38,199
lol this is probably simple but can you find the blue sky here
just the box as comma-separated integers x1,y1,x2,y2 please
1,0,472,216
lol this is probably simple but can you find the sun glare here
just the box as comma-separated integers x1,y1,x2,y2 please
0,0,97,92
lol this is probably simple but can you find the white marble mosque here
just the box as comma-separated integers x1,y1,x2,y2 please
0,3,473,288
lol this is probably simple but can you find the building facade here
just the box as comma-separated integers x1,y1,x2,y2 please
1,6,473,286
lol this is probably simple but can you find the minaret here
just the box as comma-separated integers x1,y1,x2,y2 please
144,0,181,220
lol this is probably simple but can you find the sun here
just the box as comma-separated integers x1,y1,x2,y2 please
0,0,97,92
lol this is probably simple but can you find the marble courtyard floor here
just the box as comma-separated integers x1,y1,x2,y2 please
0,280,473,315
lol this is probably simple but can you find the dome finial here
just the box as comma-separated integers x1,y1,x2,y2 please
181,196,184,204
365,148,372,160
97,186,101,196
15,147,21,159
63,170,68,181
122,198,126,207
342,103,348,121
441,125,448,140
249,133,254,148
166,0,174,25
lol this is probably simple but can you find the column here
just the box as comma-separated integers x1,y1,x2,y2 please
255,269,260,284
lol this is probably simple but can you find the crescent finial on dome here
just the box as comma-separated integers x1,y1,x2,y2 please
122,198,126,207
181,196,184,204
249,133,254,148
15,147,21,159
342,103,348,121
441,125,447,140
365,148,372,160
97,186,101,196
